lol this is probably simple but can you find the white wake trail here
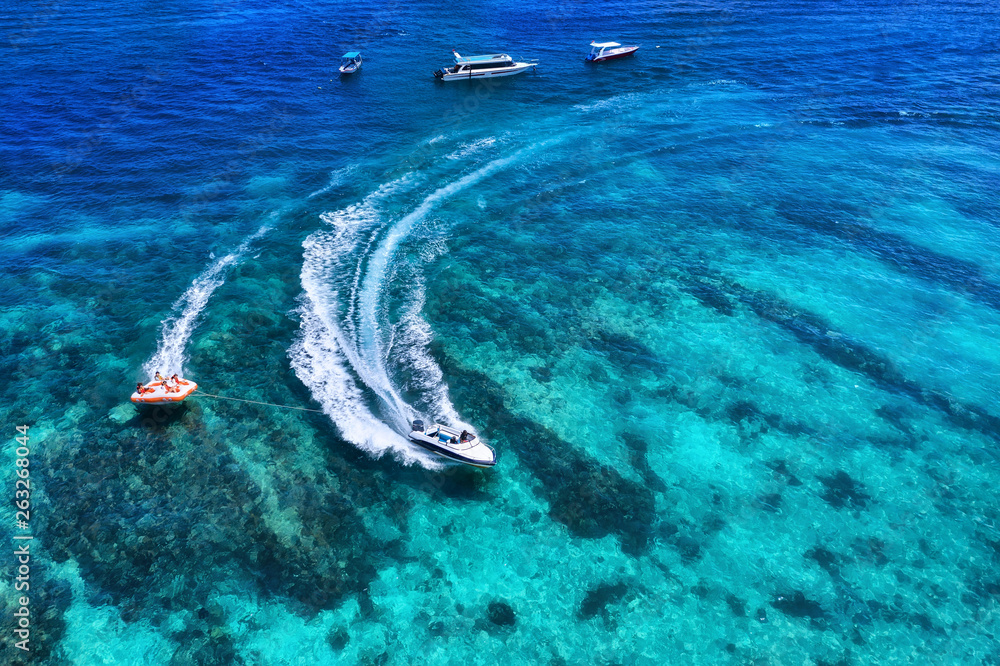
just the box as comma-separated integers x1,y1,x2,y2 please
289,178,436,466
307,165,357,199
291,147,542,467
393,273,466,428
142,223,272,379
355,151,528,426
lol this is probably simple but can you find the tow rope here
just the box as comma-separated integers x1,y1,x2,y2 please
192,390,325,413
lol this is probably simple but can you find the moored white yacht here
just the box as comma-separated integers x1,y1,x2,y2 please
410,420,496,468
434,51,537,81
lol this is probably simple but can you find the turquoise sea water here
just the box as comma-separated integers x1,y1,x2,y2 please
3,1,1000,663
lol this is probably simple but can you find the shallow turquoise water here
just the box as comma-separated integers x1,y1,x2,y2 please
3,0,1000,663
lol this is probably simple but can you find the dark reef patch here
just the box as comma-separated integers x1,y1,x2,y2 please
675,267,1000,445
38,402,395,627
805,546,842,576
683,277,736,315
817,470,871,510
436,353,656,555
724,400,812,438
756,492,783,512
327,628,350,651
487,601,516,627
772,591,828,626
169,629,243,666
578,582,629,620
621,432,668,492
776,202,1000,314
767,459,803,486
674,534,703,563
854,598,944,635
725,593,746,617
850,537,889,567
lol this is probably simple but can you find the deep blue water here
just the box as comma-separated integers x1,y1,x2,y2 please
3,1,1000,663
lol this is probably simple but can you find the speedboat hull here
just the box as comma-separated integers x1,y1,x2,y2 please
339,62,361,74
586,45,640,62
409,422,496,468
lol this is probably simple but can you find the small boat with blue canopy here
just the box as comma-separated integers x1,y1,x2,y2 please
339,51,362,74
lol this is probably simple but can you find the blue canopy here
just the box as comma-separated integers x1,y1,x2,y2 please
454,52,508,64
342,51,361,59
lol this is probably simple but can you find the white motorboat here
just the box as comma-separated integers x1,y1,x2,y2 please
409,420,496,468
585,41,640,63
339,51,362,74
434,51,537,81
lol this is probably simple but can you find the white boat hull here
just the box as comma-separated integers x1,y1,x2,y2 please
409,423,496,468
586,45,640,63
434,62,535,81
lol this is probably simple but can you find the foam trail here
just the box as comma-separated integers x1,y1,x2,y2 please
292,148,543,466
291,303,425,463
356,151,529,428
290,178,438,466
444,136,498,161
142,222,271,379
307,165,356,199
393,274,466,428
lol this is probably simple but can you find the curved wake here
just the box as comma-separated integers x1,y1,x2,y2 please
355,152,526,421
291,150,532,466
142,223,272,380
289,178,428,464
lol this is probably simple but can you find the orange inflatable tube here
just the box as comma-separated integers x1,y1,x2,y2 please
131,378,197,405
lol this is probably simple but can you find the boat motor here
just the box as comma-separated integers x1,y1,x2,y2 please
412,419,425,433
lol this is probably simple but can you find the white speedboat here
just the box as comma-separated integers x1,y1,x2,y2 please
339,51,362,74
410,420,496,468
434,51,536,81
585,41,640,63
